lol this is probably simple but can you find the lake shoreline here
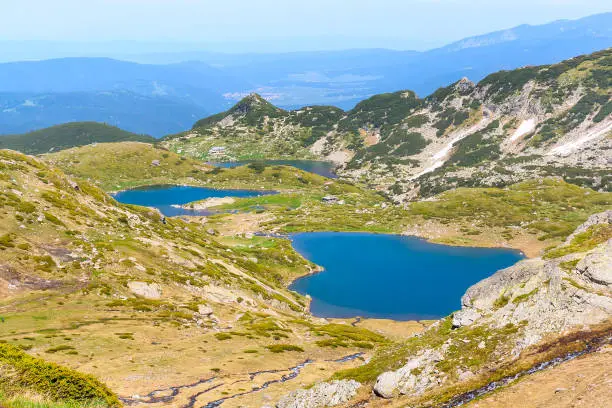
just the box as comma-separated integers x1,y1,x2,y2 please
286,232,525,321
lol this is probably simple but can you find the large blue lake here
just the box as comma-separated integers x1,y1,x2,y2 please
289,232,524,320
113,185,275,217
212,160,338,179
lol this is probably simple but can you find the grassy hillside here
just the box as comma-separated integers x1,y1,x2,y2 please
0,149,392,405
44,142,212,190
0,122,155,155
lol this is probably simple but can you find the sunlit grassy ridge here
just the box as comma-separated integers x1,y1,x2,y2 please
0,122,154,155
44,142,211,190
409,179,612,241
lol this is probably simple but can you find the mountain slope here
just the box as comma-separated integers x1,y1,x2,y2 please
162,94,352,161
167,48,611,200
0,122,154,154
0,149,396,406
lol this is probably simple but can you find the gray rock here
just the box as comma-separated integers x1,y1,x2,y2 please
197,305,214,316
452,308,481,328
576,240,612,286
276,380,361,408
151,160,161,166
127,281,162,299
374,371,401,398
374,349,443,398
564,210,612,244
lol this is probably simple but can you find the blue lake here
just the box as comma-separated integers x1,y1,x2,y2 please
212,160,338,179
113,185,275,217
289,232,524,321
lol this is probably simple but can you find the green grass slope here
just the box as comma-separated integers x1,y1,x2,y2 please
0,122,155,155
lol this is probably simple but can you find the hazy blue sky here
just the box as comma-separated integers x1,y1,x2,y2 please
1,0,611,51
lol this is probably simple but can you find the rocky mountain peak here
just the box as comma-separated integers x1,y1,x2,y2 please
228,93,283,117
455,77,475,94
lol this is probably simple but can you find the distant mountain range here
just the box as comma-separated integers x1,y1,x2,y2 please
0,12,610,137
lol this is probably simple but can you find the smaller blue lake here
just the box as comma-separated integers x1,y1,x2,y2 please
212,160,338,179
289,232,524,321
113,185,275,217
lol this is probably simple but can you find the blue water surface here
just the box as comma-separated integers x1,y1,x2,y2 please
289,232,524,321
212,160,338,179
113,185,275,217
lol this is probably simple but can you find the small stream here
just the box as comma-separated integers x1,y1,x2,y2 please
120,376,217,405
201,359,313,408
120,352,362,407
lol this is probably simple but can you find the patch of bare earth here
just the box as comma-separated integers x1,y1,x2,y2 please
404,219,550,258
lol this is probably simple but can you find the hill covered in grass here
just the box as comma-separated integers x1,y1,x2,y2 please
0,122,155,155
0,149,394,406
44,141,212,190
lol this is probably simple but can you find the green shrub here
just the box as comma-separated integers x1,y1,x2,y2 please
0,343,119,406
265,344,304,353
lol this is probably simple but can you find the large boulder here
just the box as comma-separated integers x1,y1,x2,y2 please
276,380,361,408
374,350,443,398
127,281,162,299
576,240,612,287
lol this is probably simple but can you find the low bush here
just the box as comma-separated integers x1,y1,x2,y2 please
0,343,119,406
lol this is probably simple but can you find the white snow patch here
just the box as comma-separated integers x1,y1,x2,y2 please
411,117,491,180
509,118,536,142
548,121,612,156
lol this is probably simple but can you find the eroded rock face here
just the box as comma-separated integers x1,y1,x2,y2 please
374,349,444,398
276,380,361,408
564,210,612,244
127,281,162,299
576,240,612,286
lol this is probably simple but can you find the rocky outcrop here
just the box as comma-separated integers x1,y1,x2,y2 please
374,349,444,398
455,77,475,95
127,281,162,299
276,380,361,408
576,240,612,287
564,210,612,244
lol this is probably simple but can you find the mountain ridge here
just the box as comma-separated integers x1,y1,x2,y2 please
163,48,611,199
1,12,610,135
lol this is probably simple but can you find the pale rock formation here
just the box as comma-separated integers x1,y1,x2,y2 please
127,281,162,299
276,380,361,408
